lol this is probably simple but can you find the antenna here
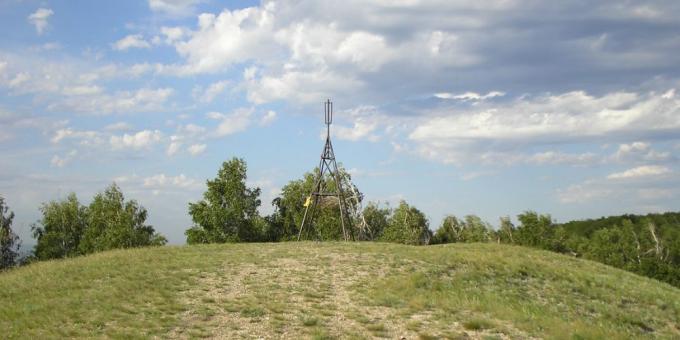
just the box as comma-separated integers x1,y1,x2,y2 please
324,99,333,125
298,99,355,241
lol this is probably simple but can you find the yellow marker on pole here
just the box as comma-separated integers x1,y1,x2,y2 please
304,196,312,207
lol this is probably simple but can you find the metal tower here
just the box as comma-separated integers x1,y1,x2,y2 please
298,99,354,241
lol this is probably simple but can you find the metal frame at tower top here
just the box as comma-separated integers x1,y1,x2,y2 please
298,99,354,241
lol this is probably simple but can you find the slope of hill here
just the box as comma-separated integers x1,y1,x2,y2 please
1,242,679,339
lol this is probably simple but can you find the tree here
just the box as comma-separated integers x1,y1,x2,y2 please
270,165,363,241
497,216,515,244
33,184,166,260
515,211,556,250
361,202,390,241
432,215,463,244
186,158,262,243
80,184,166,253
381,201,431,245
32,193,86,260
0,196,20,270
432,215,493,244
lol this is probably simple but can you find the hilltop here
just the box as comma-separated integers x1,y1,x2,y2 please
1,242,679,339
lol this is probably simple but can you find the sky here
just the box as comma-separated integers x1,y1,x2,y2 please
1,0,680,245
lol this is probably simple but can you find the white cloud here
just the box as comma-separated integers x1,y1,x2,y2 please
113,34,151,51
172,4,279,74
187,143,206,155
259,110,277,126
27,8,53,35
245,68,361,104
105,122,133,131
558,181,613,204
50,150,77,168
51,128,102,145
166,135,182,156
148,0,202,16
179,123,206,136
143,173,198,189
331,105,385,142
607,165,671,180
434,91,505,101
62,85,102,96
334,120,379,142
409,90,680,165
613,141,670,162
50,87,173,115
526,151,598,165
195,80,229,103
208,108,253,137
335,31,394,72
110,130,163,150
161,26,187,43
8,73,30,88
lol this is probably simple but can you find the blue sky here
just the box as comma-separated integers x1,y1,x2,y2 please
1,0,680,244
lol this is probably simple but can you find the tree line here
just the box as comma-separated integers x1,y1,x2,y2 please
1,157,678,288
0,184,167,270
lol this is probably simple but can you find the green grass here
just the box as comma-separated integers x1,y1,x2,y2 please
1,242,679,339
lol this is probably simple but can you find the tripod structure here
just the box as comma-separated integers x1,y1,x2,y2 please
298,99,354,241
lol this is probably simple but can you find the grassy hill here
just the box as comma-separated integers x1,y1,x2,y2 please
1,243,679,339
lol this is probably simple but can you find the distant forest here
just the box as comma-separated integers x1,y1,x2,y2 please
1,158,678,288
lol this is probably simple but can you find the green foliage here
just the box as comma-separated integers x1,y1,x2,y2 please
381,201,431,245
186,158,262,243
428,210,680,288
579,218,680,287
361,202,390,240
431,215,493,244
269,165,363,241
514,211,557,249
497,216,515,244
32,184,166,261
0,196,20,270
32,193,86,259
80,184,166,253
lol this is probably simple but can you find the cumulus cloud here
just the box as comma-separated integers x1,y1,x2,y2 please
259,110,277,126
434,91,505,101
607,165,671,180
105,122,133,131
187,143,206,155
112,34,151,51
558,181,614,204
50,87,173,115
50,150,78,168
110,130,163,150
208,108,253,137
526,151,598,166
143,173,198,189
28,8,53,35
152,0,680,108
166,135,182,156
148,0,202,16
558,165,678,205
160,26,187,43
62,85,102,96
329,105,386,142
408,89,680,165
51,128,102,145
195,80,229,103
179,123,206,136
613,141,670,162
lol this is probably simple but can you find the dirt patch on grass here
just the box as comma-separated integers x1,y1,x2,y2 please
165,244,527,339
